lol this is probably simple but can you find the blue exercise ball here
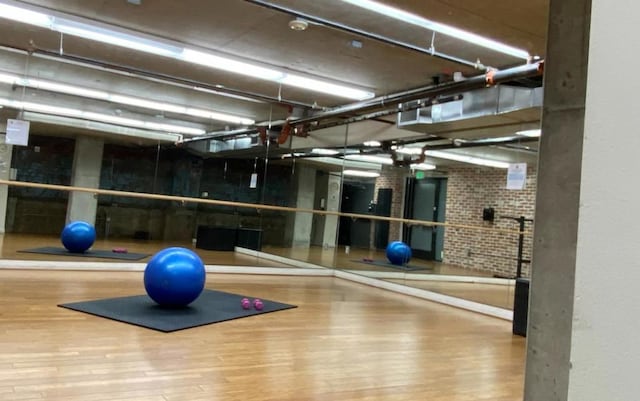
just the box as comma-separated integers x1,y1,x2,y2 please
386,241,412,265
61,221,96,253
144,247,206,307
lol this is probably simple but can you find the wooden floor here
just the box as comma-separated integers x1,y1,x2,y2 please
0,270,525,401
261,245,495,277
387,279,515,309
0,235,493,278
0,234,515,310
0,234,289,268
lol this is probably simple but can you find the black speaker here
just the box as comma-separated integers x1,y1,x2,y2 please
513,278,530,336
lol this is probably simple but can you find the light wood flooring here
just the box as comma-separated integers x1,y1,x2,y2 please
261,245,496,277
0,269,525,401
0,234,515,310
0,234,288,268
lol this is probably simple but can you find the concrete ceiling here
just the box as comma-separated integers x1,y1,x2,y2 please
0,0,548,165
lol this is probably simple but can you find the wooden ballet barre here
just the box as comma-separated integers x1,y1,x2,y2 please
0,179,532,236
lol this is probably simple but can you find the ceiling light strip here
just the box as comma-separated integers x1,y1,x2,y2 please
341,0,530,60
0,0,375,100
0,72,254,125
0,97,205,136
344,154,394,165
343,169,380,178
424,150,510,168
21,111,182,142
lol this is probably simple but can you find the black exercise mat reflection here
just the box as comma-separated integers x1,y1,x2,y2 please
58,289,297,332
19,246,149,260
351,259,434,271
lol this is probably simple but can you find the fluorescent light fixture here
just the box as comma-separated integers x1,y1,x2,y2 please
341,0,530,60
54,20,182,58
395,147,423,155
0,0,374,100
311,148,340,156
0,2,51,26
281,152,305,158
363,140,381,147
31,79,110,99
343,170,380,178
22,111,182,142
280,74,374,100
0,98,205,136
410,163,436,170
345,154,394,165
516,129,541,137
424,150,510,168
193,86,266,104
181,49,285,81
0,72,254,125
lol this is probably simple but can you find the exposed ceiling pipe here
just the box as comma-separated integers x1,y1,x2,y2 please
309,94,462,131
426,135,538,150
274,134,535,162
497,144,538,153
0,44,314,109
243,0,485,70
184,61,543,143
294,61,543,126
182,95,461,143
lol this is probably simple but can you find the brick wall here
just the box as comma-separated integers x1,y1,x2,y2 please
443,166,536,277
373,166,407,244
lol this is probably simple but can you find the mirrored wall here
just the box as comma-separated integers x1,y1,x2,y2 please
0,73,540,313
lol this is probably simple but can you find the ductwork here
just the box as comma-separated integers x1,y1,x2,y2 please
397,85,543,133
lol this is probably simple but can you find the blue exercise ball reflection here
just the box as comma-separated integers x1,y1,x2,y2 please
144,247,206,307
386,241,412,265
61,221,96,253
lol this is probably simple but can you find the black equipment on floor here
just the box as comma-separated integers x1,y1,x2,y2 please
196,226,262,251
513,278,530,336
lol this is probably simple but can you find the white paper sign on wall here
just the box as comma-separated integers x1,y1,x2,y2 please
249,173,258,188
5,119,30,146
507,163,527,190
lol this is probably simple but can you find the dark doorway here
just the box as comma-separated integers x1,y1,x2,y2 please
338,180,375,248
403,177,447,260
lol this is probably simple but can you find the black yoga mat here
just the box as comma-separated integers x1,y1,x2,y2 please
19,246,150,260
58,289,297,332
351,259,434,272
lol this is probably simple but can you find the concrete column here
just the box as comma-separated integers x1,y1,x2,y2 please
0,133,13,233
66,137,104,225
292,165,316,246
322,173,341,248
526,0,640,400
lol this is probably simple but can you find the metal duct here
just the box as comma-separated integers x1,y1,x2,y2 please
184,62,544,144
398,85,543,130
208,136,260,153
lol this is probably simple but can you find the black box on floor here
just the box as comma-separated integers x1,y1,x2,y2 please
196,226,237,251
236,228,262,251
513,278,530,336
